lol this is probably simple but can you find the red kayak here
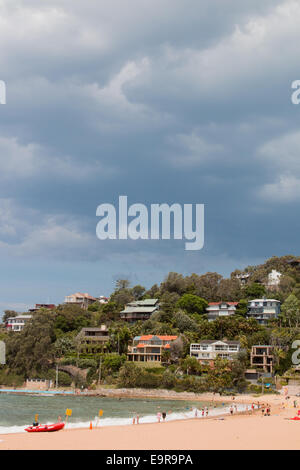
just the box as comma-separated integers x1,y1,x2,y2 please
290,417,300,421
25,422,65,432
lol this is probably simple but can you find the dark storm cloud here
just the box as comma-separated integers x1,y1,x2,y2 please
0,0,299,310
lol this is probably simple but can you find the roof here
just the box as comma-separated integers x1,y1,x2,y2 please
79,327,108,333
7,315,32,320
208,302,239,306
137,299,158,306
134,335,178,341
121,306,158,314
66,292,96,301
199,340,240,345
127,299,158,307
249,299,280,303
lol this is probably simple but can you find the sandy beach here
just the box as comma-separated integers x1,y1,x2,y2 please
0,393,299,450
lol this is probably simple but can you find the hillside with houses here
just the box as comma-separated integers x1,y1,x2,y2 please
1,255,300,395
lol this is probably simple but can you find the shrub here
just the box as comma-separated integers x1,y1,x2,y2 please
46,370,72,387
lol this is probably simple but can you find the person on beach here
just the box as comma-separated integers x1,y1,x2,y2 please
132,414,136,425
162,412,166,422
205,407,209,417
194,408,198,418
136,413,139,424
157,411,161,423
202,408,205,417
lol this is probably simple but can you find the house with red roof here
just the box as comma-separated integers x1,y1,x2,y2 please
206,301,239,321
127,335,178,363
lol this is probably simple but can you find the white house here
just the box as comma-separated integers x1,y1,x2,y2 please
6,315,32,332
267,270,281,288
206,302,239,321
190,340,241,364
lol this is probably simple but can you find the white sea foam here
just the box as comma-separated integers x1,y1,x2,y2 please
0,403,250,435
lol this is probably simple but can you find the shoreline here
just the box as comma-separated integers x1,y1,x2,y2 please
0,394,298,450
0,385,272,404
0,392,293,449
0,395,250,436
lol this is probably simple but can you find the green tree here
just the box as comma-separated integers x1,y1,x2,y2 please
54,335,74,357
281,294,300,327
2,310,18,324
54,304,91,333
115,279,131,290
6,312,56,377
108,325,131,354
160,272,187,295
102,353,126,373
172,311,198,333
118,362,141,387
205,358,233,394
179,356,202,375
235,299,248,317
131,285,146,300
176,294,208,315
244,282,266,299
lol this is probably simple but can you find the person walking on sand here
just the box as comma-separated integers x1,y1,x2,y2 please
132,414,136,425
162,411,166,422
157,411,161,423
194,408,198,418
205,407,209,417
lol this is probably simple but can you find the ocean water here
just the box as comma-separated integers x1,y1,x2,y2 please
0,393,248,434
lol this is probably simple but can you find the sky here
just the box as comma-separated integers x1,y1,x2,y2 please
0,0,300,313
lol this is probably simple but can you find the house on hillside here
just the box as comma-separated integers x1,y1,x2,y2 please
6,315,32,332
250,345,274,374
28,304,56,313
235,273,250,285
120,299,159,323
266,270,282,290
190,340,241,366
247,298,280,325
97,296,109,304
64,292,97,310
76,325,110,354
127,335,178,363
206,301,239,321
